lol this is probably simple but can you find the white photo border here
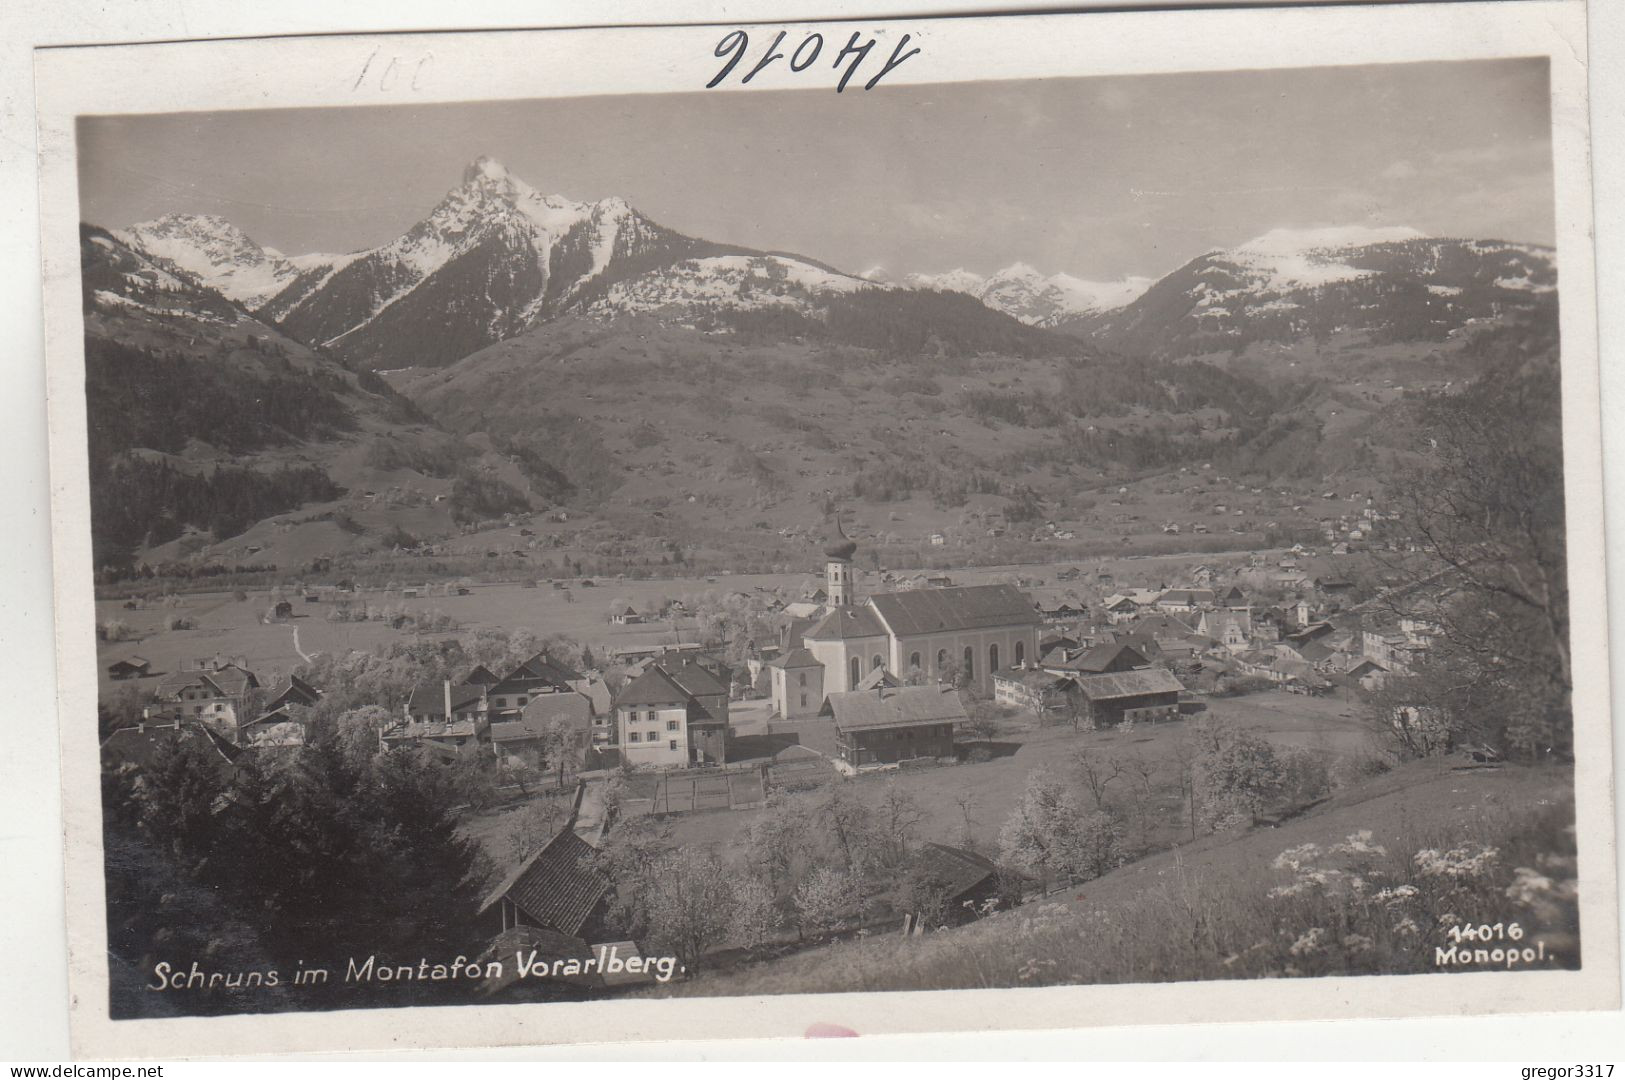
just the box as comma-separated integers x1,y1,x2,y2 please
32,0,1617,1058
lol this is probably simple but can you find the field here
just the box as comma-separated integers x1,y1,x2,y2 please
658,689,1378,857
93,547,1302,697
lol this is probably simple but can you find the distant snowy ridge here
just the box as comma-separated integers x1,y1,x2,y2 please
586,254,872,319
903,262,1154,326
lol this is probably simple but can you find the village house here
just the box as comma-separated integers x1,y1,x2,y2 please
1043,641,1149,678
992,667,1076,715
101,717,242,779
1071,668,1184,726
608,605,644,626
1342,656,1390,690
148,661,260,739
1156,588,1214,613
767,647,825,721
799,517,1042,697
821,684,967,770
479,826,610,942
491,691,596,770
106,656,151,680
226,673,326,749
486,653,582,718
609,660,730,768
1037,600,1086,623
904,842,1003,927
1100,595,1141,624
662,659,731,765
1196,607,1253,651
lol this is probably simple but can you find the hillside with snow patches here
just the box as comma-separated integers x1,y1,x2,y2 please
870,263,1154,327
585,254,872,320
1076,226,1557,360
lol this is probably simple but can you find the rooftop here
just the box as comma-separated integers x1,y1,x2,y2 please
479,828,608,937
1072,668,1184,700
821,684,969,732
868,584,1041,638
805,604,887,641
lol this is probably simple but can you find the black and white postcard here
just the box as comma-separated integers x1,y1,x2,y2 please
32,0,1618,1057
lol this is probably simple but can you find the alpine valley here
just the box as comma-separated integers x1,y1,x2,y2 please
85,158,1559,580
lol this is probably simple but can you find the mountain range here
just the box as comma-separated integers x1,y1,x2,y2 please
85,157,1560,575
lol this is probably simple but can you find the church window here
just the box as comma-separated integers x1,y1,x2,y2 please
1015,641,1025,666
936,649,948,671
798,672,807,687
909,652,921,671
963,646,975,679
800,694,808,708
872,654,883,670
989,644,1000,673
850,657,861,686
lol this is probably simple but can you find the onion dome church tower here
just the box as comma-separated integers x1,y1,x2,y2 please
823,513,859,608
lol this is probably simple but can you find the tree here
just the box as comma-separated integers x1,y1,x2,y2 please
541,715,577,788
1190,717,1284,832
819,784,880,875
1373,338,1570,759
792,865,858,939
951,792,980,852
744,794,816,892
332,705,390,772
1124,752,1159,841
597,830,738,971
997,768,1118,887
1072,747,1124,811
877,782,924,865
732,875,780,948
892,862,952,930
962,700,1001,742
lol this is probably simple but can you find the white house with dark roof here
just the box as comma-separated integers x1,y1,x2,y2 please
766,646,825,720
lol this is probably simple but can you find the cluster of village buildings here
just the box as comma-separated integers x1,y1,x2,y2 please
96,513,1450,990
102,515,1432,784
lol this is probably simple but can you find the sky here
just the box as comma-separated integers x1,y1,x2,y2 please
76,57,1555,283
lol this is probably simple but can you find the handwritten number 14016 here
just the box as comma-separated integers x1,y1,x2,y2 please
707,30,921,92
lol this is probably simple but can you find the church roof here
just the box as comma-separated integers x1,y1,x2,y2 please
823,514,858,561
805,605,887,641
766,647,822,670
868,584,1041,638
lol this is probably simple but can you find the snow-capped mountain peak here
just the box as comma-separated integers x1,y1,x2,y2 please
463,154,512,184
116,213,314,310
901,261,1152,326
1236,224,1427,256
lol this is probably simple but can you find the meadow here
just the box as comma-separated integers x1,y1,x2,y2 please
650,759,1576,994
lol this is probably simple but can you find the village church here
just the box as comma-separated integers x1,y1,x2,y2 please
769,517,1041,719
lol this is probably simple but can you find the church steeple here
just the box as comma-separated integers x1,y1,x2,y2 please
823,513,858,608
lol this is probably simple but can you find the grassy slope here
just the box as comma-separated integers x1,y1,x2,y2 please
649,759,1574,996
